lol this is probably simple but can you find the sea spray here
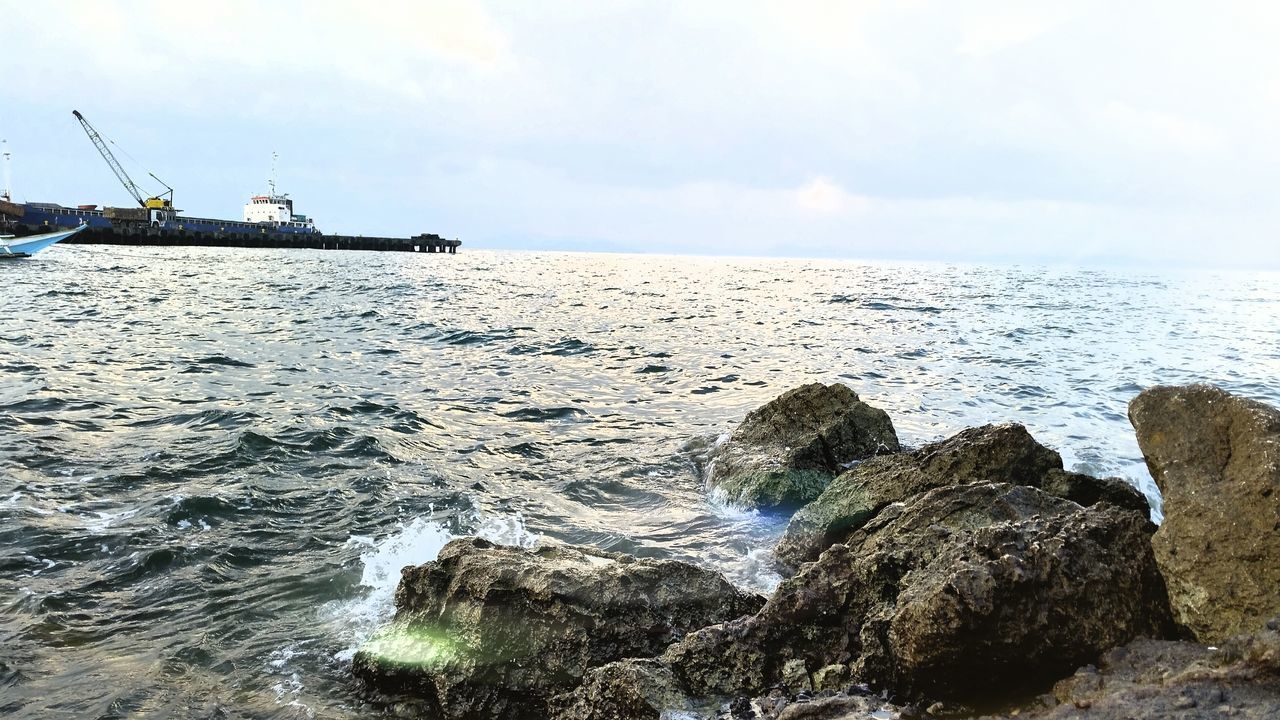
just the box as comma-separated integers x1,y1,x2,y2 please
326,509,540,663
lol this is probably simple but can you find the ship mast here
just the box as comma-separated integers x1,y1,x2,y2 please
1,139,11,202
269,151,278,197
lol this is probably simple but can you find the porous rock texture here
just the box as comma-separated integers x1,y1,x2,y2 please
552,658,915,720
988,619,1280,719
1129,384,1280,642
351,537,764,720
549,659,691,720
1038,468,1152,521
708,383,900,512
773,424,1065,570
664,483,1177,705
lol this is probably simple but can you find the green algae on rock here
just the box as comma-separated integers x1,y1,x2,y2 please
708,383,900,512
352,537,764,720
773,423,1064,570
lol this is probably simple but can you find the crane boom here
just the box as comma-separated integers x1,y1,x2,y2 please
72,110,172,210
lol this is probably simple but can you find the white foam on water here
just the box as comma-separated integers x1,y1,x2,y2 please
700,432,732,485
82,505,144,534
715,546,782,596
266,642,312,714
706,486,761,521
473,511,541,550
324,510,540,664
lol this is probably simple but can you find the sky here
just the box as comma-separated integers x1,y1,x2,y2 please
2,1,1279,267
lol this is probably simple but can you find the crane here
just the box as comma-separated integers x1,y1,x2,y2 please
72,110,174,210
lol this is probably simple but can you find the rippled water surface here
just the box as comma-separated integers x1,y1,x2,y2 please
2,246,1277,718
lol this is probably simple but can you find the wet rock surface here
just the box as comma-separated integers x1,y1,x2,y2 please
555,660,920,720
351,538,764,720
989,620,1280,719
1129,384,1280,642
666,483,1176,705
708,383,900,512
550,659,690,720
1037,468,1152,523
774,424,1065,570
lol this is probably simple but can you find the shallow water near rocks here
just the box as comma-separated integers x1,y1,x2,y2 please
1,246,1277,718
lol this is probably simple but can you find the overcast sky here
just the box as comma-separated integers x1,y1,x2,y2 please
3,1,1279,267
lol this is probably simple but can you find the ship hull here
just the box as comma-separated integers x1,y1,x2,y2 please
16,204,321,236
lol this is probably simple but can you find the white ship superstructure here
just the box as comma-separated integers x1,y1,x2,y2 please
242,152,316,231
244,193,315,230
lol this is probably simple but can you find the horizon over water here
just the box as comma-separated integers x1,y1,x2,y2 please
2,245,1277,718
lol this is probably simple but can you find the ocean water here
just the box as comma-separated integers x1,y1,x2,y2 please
1,246,1277,718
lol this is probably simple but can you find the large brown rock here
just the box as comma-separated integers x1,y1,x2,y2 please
665,483,1177,705
774,424,1065,570
351,538,764,719
708,383,900,512
1129,384,1280,642
991,619,1280,719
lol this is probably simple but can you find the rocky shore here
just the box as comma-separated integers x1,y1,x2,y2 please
352,383,1280,719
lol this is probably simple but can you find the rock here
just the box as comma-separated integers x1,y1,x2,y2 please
1038,469,1152,522
1129,384,1280,642
989,621,1280,719
771,694,914,719
352,538,764,720
774,424,1063,570
708,383,899,512
549,659,690,720
665,483,1177,705
550,660,903,720
811,664,850,692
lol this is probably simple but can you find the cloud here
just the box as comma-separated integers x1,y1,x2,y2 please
5,1,1280,267
1096,101,1226,156
794,178,871,214
956,4,1070,57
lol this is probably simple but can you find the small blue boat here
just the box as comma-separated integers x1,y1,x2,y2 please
0,224,87,258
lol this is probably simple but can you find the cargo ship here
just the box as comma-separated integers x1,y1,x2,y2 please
0,112,460,254
11,189,319,236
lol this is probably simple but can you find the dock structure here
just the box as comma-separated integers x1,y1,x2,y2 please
0,217,460,254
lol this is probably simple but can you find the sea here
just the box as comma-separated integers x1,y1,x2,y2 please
2,246,1277,718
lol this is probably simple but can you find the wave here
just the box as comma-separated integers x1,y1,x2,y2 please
498,406,589,423
325,510,540,663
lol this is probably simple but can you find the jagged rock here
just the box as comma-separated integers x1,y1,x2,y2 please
665,483,1177,705
772,694,915,720
990,619,1280,719
352,538,764,720
1129,384,1280,642
550,659,691,720
774,424,1063,570
554,667,918,720
1038,469,1152,522
708,383,899,512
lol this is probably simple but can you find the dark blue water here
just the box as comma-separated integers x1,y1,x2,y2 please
2,246,1277,718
